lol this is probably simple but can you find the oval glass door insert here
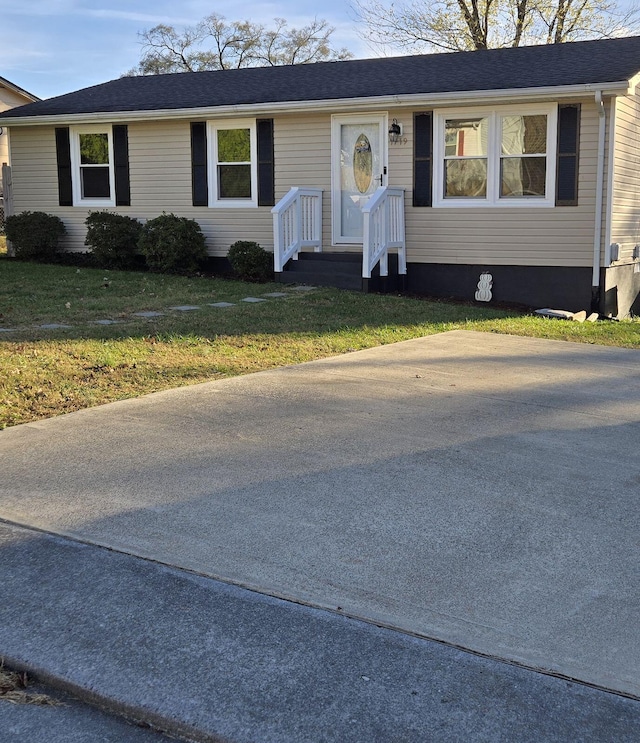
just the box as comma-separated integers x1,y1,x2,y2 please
353,134,373,193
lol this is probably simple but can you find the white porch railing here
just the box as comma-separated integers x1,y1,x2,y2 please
271,187,323,272
362,187,406,279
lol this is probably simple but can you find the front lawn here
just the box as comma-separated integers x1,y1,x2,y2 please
1,258,638,428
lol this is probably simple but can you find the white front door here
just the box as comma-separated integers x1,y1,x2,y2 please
331,114,388,244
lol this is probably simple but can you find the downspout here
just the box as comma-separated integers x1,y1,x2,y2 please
592,90,606,312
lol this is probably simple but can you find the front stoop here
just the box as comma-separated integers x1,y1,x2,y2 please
276,252,404,293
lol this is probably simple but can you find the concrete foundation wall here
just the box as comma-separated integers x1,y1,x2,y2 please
603,261,640,318
407,263,594,312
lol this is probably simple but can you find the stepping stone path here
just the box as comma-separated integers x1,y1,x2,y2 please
1,287,316,335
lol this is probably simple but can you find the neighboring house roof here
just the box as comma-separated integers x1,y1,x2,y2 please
0,75,40,104
3,35,640,121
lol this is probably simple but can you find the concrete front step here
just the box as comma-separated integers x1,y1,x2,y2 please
276,251,401,292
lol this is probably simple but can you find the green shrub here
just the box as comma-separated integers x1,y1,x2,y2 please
5,211,66,260
138,213,207,273
227,241,273,281
84,211,142,269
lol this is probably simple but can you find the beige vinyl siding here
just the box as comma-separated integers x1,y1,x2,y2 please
2,89,35,178
8,124,67,226
274,112,333,252
9,120,274,254
610,91,640,260
8,98,604,266
129,120,273,254
0,87,31,110
396,98,601,267
273,105,601,266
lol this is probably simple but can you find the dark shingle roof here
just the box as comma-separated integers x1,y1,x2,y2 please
4,36,640,119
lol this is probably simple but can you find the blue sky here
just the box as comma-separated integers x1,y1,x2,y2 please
0,0,367,100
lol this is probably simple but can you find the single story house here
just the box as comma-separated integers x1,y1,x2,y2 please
1,37,640,318
0,75,39,197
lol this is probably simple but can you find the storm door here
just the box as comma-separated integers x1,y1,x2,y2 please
331,114,387,244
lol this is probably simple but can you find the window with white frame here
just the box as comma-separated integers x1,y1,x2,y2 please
443,117,489,198
208,119,257,207
70,125,115,206
433,105,557,207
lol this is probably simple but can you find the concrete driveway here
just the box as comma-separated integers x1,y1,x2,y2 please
1,330,638,698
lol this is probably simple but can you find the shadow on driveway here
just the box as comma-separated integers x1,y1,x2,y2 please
1,330,638,698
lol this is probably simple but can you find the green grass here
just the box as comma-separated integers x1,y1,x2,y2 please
1,256,638,428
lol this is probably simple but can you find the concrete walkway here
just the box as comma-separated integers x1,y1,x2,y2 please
0,330,639,734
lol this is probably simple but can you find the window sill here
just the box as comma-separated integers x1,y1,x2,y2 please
209,200,258,209
73,198,116,208
433,198,555,209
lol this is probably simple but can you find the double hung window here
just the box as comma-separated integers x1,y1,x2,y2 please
500,114,548,198
434,105,557,207
208,119,257,207
443,117,489,198
70,125,115,206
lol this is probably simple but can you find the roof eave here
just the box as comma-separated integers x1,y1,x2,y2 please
0,76,40,104
0,80,630,126
628,70,640,90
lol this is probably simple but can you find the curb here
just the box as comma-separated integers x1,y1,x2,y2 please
1,654,218,743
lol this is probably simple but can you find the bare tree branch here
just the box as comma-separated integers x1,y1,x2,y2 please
124,14,352,76
351,0,640,54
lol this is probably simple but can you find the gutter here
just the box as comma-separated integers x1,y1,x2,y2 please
0,80,631,127
592,90,607,311
603,97,616,268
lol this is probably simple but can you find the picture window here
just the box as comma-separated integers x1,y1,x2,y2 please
433,105,557,207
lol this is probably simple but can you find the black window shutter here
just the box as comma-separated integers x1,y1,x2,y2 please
556,104,580,206
190,122,208,207
112,125,131,206
55,127,73,206
257,119,275,207
413,112,433,207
